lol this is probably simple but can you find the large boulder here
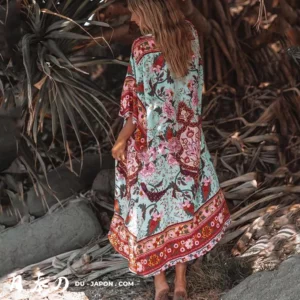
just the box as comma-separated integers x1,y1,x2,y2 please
222,255,300,300
27,153,114,217
0,199,102,277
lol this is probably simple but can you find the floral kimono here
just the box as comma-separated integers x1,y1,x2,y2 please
108,21,231,277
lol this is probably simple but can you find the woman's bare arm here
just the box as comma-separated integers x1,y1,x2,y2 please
112,116,136,161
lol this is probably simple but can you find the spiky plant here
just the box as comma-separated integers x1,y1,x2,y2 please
0,0,127,209
3,0,126,153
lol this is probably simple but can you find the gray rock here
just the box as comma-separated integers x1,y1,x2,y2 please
27,154,114,217
92,169,115,201
222,255,300,300
0,200,102,277
27,166,85,217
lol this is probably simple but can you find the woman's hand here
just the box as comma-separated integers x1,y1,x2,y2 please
112,138,127,162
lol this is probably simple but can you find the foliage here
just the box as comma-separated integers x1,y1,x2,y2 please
0,0,127,156
0,0,127,204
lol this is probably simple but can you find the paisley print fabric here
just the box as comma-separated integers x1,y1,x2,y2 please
108,21,231,277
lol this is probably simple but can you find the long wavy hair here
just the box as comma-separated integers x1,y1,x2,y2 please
127,0,194,78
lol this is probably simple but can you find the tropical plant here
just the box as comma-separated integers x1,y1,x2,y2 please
0,0,129,207
2,0,126,153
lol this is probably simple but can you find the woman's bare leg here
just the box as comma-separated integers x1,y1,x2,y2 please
154,271,169,300
174,262,187,299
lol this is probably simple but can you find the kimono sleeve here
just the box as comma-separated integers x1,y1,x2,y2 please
119,52,138,123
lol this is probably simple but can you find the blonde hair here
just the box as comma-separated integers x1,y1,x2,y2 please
127,0,193,78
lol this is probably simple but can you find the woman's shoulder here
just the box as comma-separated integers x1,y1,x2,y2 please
184,19,199,41
131,35,160,64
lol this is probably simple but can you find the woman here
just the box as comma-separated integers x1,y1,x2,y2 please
108,1,231,299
